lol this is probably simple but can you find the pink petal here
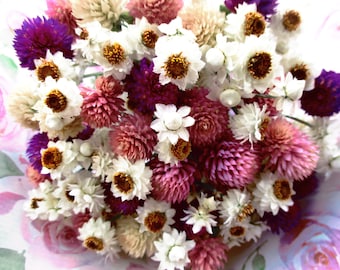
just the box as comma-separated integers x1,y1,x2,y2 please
0,192,25,215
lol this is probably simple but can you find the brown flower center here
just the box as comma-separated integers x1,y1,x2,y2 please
230,226,245,237
84,236,104,251
141,30,159,49
260,116,271,140
282,10,301,32
244,12,266,37
79,28,89,40
30,198,43,209
237,203,255,222
289,63,309,80
247,52,272,80
163,53,189,79
273,179,291,200
45,89,67,113
41,147,63,169
65,190,75,202
144,211,167,233
113,172,134,194
314,251,329,265
103,43,126,65
171,139,191,161
36,60,61,82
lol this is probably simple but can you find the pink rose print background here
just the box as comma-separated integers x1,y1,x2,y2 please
0,0,340,269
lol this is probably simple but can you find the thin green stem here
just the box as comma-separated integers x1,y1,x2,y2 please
284,115,314,128
83,72,103,78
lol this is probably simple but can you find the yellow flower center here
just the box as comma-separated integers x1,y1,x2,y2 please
141,30,159,49
36,60,61,82
171,139,191,161
289,63,309,81
237,203,255,222
45,89,67,113
163,53,189,79
244,12,266,37
84,236,104,251
144,211,167,233
273,179,291,200
229,226,245,237
113,172,134,194
247,52,272,80
103,43,126,65
41,147,63,169
282,10,301,32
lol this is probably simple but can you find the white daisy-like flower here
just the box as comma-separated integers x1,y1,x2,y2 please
151,104,195,145
93,30,133,80
225,3,268,42
135,198,175,234
219,189,254,226
91,147,116,181
181,193,218,234
228,35,281,95
281,48,322,91
154,138,192,165
229,102,268,145
158,17,196,40
152,229,195,270
78,217,120,261
24,180,61,221
32,77,83,134
252,172,296,217
34,50,77,82
66,172,106,215
125,17,162,60
106,156,152,201
153,34,205,90
220,218,268,248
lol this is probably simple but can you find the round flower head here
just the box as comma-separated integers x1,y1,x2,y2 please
153,34,205,90
151,104,195,145
152,228,195,270
109,113,157,161
126,0,184,25
80,76,125,128
150,158,196,204
78,217,120,261
224,0,278,18
135,198,176,234
261,118,319,181
26,165,50,187
188,237,228,270
13,17,73,70
107,156,152,201
202,140,260,188
252,172,296,216
26,132,50,172
116,215,161,258
301,70,340,117
124,58,180,116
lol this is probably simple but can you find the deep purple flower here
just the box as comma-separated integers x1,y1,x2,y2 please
26,132,50,171
224,0,278,18
13,17,74,70
301,70,340,117
124,58,180,116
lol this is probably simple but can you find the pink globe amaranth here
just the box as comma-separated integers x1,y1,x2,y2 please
261,118,319,181
109,113,157,161
80,76,125,128
202,140,260,188
188,237,228,270
26,165,51,187
126,0,184,25
180,87,232,148
150,158,196,204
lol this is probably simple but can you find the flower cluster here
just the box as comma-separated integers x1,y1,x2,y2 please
8,0,340,269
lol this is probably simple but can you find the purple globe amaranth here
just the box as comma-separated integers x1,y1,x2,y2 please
224,0,278,18
301,70,340,117
26,132,50,172
13,16,74,70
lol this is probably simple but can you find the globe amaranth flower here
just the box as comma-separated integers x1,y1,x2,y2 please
180,87,231,148
188,237,228,270
124,58,180,116
126,0,184,25
109,113,157,161
81,75,125,128
202,140,260,188
26,132,50,172
261,118,319,181
13,17,73,70
224,0,278,18
301,70,340,117
150,158,196,204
